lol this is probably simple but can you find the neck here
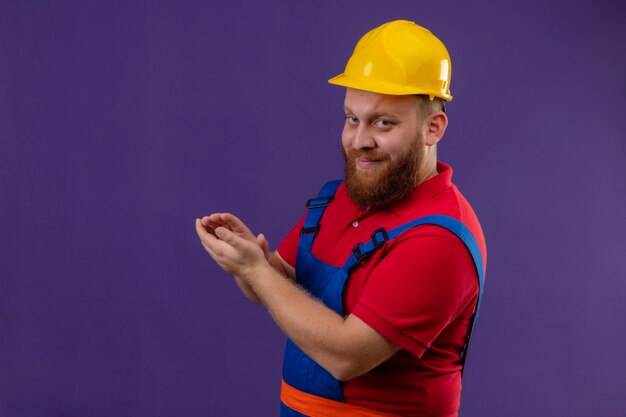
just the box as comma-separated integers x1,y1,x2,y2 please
415,156,438,187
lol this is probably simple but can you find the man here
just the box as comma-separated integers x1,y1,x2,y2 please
196,20,486,417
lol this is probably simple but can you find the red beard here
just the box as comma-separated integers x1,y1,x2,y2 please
342,142,422,211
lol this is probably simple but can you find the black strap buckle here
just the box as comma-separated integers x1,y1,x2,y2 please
352,243,364,262
306,196,334,209
371,228,389,249
300,225,321,236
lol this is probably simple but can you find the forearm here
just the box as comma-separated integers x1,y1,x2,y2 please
197,222,396,380
245,264,357,379
265,251,282,273
233,276,262,304
233,251,292,304
267,251,294,280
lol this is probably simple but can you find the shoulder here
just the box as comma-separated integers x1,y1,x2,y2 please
394,183,487,267
382,223,476,280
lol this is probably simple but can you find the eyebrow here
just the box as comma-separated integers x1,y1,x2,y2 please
343,106,400,120
345,109,400,123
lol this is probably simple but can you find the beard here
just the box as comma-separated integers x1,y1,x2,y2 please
342,139,423,211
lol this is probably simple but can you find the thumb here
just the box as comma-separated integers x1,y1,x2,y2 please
216,226,250,250
215,226,236,242
257,233,270,255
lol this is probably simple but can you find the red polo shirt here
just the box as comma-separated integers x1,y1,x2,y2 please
277,161,487,417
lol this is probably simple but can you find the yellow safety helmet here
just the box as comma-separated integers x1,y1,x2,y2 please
328,20,453,101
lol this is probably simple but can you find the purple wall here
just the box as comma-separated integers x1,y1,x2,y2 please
2,1,625,416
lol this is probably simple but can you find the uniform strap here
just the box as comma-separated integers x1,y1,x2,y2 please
300,180,343,237
342,214,485,373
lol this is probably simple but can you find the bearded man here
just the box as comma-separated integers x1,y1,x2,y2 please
195,20,486,417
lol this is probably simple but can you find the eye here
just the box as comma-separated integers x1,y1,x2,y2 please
344,115,359,125
373,119,393,128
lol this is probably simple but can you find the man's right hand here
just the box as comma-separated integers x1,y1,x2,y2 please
200,213,294,279
198,213,295,303
200,213,270,259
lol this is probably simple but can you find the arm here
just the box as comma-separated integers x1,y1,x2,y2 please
234,249,294,304
195,217,400,380
246,262,400,380
269,250,296,280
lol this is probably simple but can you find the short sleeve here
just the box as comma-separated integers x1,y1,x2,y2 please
276,213,305,268
351,227,478,358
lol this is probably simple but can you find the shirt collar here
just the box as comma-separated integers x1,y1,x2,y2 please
348,161,453,220
386,161,453,218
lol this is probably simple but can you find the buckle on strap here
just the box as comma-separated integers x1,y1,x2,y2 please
351,230,387,267
352,242,372,264
306,196,334,209
371,228,389,249
352,243,364,262
300,225,321,236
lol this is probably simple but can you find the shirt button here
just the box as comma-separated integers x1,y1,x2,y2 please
352,221,359,228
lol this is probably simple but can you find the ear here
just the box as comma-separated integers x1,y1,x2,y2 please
423,111,448,146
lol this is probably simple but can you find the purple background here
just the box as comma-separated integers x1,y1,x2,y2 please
1,1,625,416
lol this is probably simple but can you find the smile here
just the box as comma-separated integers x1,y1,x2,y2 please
356,158,383,170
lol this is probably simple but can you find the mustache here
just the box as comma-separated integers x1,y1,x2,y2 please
345,148,390,161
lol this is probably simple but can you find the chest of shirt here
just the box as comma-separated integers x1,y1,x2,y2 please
309,193,462,314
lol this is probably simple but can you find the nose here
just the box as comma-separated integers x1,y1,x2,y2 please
352,124,376,150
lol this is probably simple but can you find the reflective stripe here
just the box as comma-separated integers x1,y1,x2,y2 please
280,379,401,417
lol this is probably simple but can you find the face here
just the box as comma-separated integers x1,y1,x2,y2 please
341,88,426,210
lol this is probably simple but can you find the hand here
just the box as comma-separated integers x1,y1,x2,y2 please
196,216,269,281
199,213,270,260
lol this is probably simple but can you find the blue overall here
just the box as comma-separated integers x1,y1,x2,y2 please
280,180,485,417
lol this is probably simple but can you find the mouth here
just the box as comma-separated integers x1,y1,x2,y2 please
355,157,384,170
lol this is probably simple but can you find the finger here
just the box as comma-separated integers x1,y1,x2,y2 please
220,213,254,237
204,214,239,235
257,233,270,255
197,217,219,237
206,213,224,224
196,218,211,240
202,214,220,226
196,218,221,242
215,226,250,250
206,220,222,235
202,214,223,228
202,214,229,230
198,221,238,258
